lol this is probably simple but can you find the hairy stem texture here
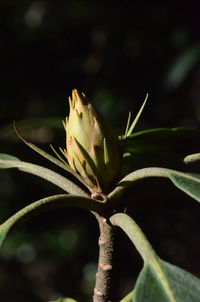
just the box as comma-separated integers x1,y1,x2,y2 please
93,214,118,302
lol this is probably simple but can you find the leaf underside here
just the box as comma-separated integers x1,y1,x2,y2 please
0,194,101,248
133,260,200,302
111,213,200,302
0,153,88,197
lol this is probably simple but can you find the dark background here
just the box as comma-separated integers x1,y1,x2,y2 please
1,1,200,301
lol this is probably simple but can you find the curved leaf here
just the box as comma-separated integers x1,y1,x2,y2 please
169,172,200,202
184,153,200,165
120,127,200,174
120,290,134,302
110,213,200,302
110,213,156,262
0,194,102,247
0,118,63,141
12,125,85,185
108,167,200,204
122,127,200,155
132,260,200,302
0,154,89,197
0,153,20,164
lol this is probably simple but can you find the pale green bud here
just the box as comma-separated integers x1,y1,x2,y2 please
64,89,121,196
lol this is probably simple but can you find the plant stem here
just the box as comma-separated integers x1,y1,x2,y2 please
93,213,119,302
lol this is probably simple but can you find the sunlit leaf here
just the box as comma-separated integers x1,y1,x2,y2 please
120,290,134,302
0,153,20,164
184,153,200,165
13,128,84,185
0,118,63,141
109,167,200,204
0,153,89,197
126,93,148,137
169,172,200,202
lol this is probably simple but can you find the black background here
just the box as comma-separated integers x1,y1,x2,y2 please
1,1,200,301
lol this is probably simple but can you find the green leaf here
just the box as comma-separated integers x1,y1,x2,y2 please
110,213,200,302
12,125,85,185
184,153,200,165
0,194,102,247
0,118,63,141
126,93,148,137
120,290,135,302
0,153,20,164
124,127,200,155
120,127,200,174
133,260,200,302
168,172,200,202
0,154,89,197
108,167,200,204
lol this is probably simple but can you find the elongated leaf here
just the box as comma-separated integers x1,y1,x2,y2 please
120,290,134,302
110,213,200,302
0,153,20,163
168,172,200,202
13,125,85,185
108,167,200,204
120,127,200,174
0,118,63,141
126,93,148,137
0,194,102,247
132,260,200,302
122,127,200,155
0,154,89,197
184,153,200,164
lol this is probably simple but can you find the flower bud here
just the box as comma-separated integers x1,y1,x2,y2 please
64,89,121,196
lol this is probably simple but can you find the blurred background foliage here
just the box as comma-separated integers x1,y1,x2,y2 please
1,1,200,301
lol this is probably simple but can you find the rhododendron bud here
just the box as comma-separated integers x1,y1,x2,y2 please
64,89,121,196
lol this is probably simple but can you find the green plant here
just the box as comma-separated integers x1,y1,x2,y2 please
1,89,200,302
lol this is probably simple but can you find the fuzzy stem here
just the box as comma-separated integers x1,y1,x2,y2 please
93,213,118,302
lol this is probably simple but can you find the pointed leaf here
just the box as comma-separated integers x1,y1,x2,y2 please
108,167,200,204
13,123,85,185
122,127,200,155
0,118,63,141
0,153,20,164
0,154,89,197
126,93,148,137
168,172,200,202
120,290,134,302
184,153,200,165
0,194,102,247
120,127,200,174
110,213,200,302
133,260,200,302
